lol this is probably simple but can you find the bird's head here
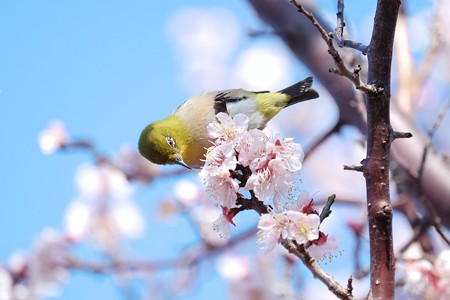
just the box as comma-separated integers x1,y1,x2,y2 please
138,117,192,169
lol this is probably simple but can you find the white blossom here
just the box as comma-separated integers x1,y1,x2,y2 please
38,120,68,155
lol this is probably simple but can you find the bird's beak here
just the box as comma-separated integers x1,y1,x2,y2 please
175,155,192,170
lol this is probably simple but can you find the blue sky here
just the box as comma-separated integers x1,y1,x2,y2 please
0,2,295,299
0,1,442,299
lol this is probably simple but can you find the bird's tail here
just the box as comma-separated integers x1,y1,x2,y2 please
279,76,319,107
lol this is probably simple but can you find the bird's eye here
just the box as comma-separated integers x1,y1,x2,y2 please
165,137,176,148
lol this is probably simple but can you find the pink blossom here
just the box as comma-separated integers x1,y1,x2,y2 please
201,113,306,232
257,209,320,253
201,142,237,177
235,129,268,167
28,229,72,297
200,174,239,209
64,163,145,252
191,205,237,240
190,205,228,246
174,180,204,207
257,212,290,253
212,213,232,239
398,251,450,298
227,254,288,300
114,145,159,183
245,157,293,207
74,162,132,200
154,198,180,221
435,250,450,278
216,255,250,280
169,267,196,294
273,138,304,173
206,112,249,143
38,120,68,155
435,250,450,295
0,268,12,299
200,141,240,209
241,137,303,207
402,259,440,298
308,233,339,262
288,190,316,213
286,210,320,245
220,205,237,226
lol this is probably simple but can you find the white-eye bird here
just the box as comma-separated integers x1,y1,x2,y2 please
138,76,319,169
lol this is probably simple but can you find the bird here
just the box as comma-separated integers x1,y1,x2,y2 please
138,76,319,169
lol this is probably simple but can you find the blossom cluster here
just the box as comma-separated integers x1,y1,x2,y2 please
216,253,296,300
258,191,337,260
37,121,149,254
199,114,336,258
0,229,71,299
199,113,304,210
257,202,320,254
400,250,450,298
65,162,145,253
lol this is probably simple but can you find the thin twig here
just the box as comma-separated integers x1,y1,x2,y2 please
427,99,450,142
398,219,431,253
60,139,189,182
314,197,363,207
334,0,369,54
304,121,342,160
417,98,450,246
335,0,345,42
233,193,269,216
392,177,435,254
388,130,413,147
230,165,270,217
347,220,369,279
343,165,363,172
290,1,376,94
281,240,353,299
61,140,108,163
413,0,445,101
392,131,413,140
346,276,353,296
418,98,450,183
247,29,276,37
64,226,258,274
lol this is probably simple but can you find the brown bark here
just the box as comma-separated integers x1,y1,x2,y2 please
364,1,400,298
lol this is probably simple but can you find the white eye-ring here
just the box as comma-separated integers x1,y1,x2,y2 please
165,137,176,148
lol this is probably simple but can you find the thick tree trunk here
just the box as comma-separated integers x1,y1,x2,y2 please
364,1,401,297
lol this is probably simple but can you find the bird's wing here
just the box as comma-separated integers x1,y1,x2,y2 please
213,89,269,115
213,91,229,114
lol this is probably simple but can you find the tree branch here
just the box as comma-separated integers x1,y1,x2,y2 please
334,0,369,54
281,240,353,299
291,1,378,94
412,1,446,102
343,164,363,172
304,120,342,161
416,98,450,246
